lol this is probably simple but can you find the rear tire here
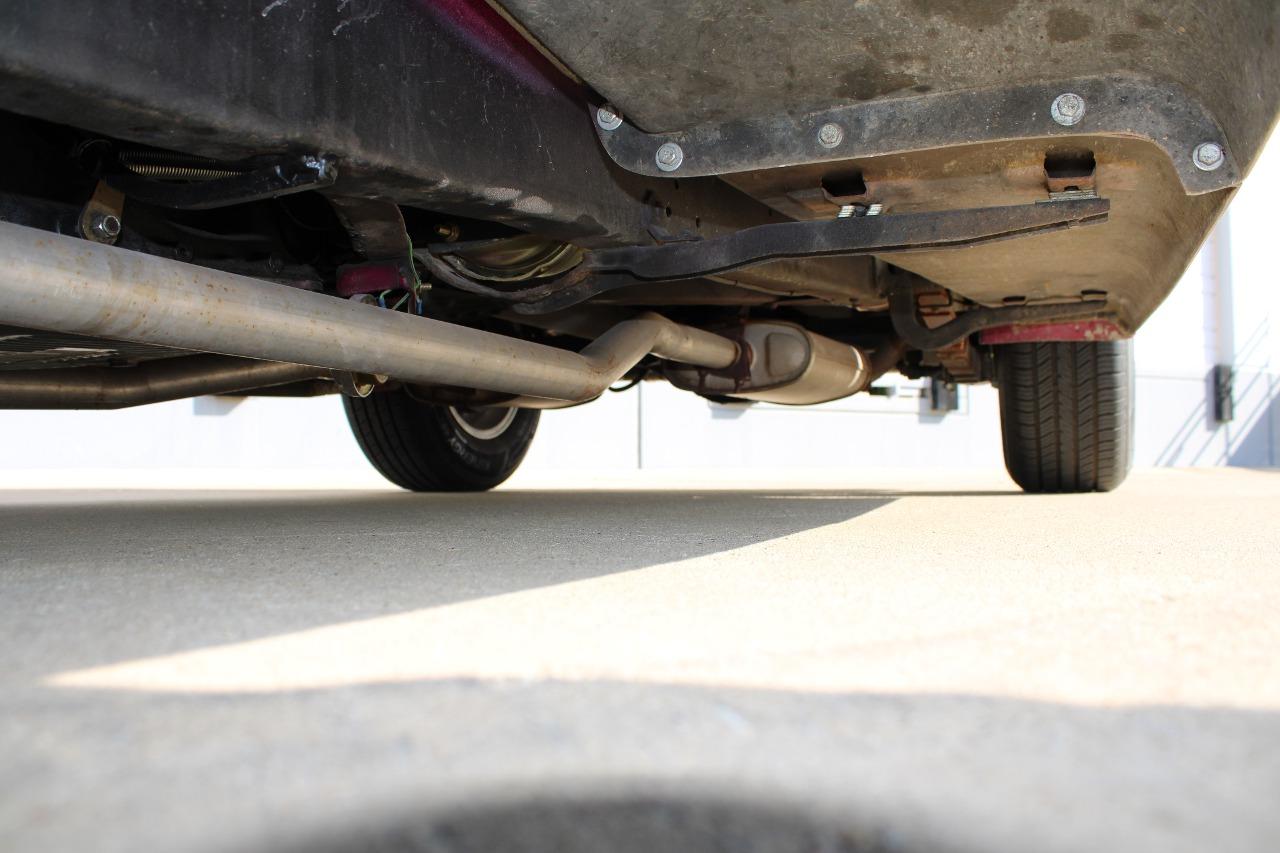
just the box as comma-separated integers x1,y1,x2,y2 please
995,340,1133,493
343,389,539,492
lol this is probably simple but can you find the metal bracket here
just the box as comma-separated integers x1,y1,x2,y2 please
327,196,426,303
580,197,1108,281
1212,363,1234,423
491,197,1110,314
331,370,388,398
888,275,1112,352
927,378,960,414
593,76,1237,195
327,196,413,259
78,181,124,245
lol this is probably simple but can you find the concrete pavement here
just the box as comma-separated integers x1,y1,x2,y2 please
2,468,1278,852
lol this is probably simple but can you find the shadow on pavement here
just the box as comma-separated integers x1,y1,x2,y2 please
0,490,892,675
5,678,1277,853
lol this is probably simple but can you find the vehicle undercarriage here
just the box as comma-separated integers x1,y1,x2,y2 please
1,0,1276,491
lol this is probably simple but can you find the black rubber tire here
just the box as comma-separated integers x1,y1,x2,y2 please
995,340,1134,493
343,390,539,492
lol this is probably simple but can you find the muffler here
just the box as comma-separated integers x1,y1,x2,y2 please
0,222,871,407
665,322,869,405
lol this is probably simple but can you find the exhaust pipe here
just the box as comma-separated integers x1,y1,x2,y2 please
0,355,327,409
0,222,736,402
0,222,871,407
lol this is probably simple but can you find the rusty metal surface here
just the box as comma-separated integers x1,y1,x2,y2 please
492,198,1111,314
590,77,1241,193
979,320,1126,345
722,136,1229,331
888,273,1114,351
499,0,1280,177
0,0,1271,350
488,0,1279,334
496,0,1277,333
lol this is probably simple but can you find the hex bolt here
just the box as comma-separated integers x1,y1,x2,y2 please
1193,142,1225,171
655,142,684,172
1050,93,1086,126
90,213,122,242
595,104,623,131
817,122,844,149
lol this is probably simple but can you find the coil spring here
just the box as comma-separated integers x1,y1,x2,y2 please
117,149,246,182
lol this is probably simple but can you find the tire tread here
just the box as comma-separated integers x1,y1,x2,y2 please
343,392,538,492
996,340,1132,493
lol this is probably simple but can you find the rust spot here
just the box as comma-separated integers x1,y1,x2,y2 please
1047,8,1093,42
1107,32,1142,52
1133,11,1161,30
1044,150,1096,193
837,63,919,101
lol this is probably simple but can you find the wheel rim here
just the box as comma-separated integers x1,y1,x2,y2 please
447,406,518,440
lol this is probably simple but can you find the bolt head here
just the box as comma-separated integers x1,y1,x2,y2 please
595,104,623,131
817,122,844,148
655,142,684,172
91,213,121,241
1050,93,1086,126
1193,142,1225,171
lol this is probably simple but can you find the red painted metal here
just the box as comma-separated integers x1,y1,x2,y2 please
337,262,414,297
422,0,582,99
979,320,1126,345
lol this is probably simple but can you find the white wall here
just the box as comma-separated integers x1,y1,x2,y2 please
1,132,1276,484
1131,125,1280,467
